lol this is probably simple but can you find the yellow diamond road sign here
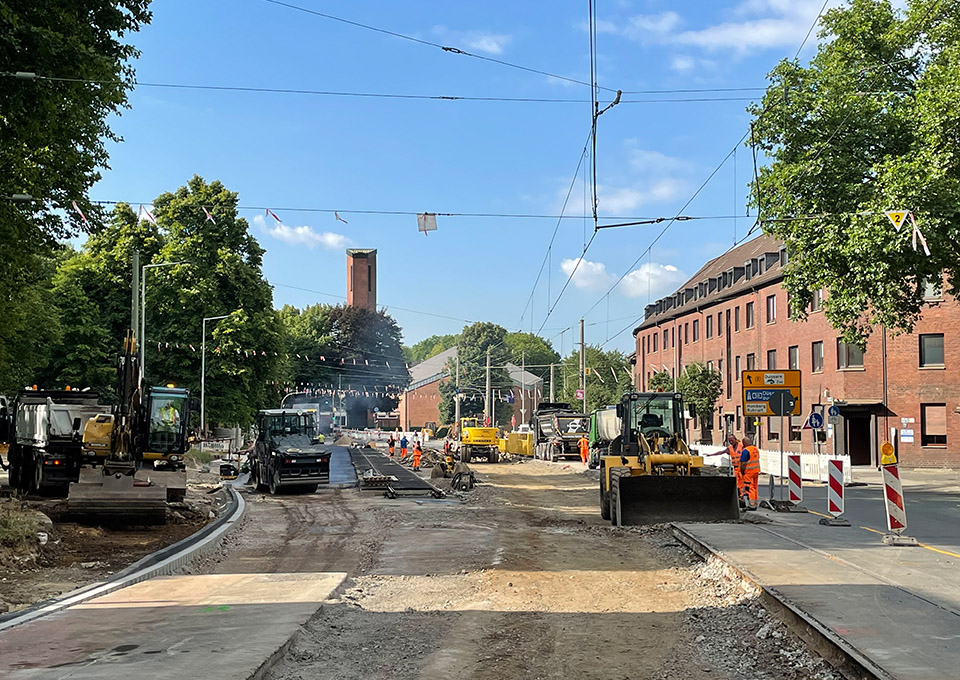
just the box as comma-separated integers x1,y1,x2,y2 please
885,210,909,231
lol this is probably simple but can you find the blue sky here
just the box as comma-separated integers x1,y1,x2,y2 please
91,0,833,354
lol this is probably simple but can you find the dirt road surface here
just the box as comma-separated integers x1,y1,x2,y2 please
197,457,840,680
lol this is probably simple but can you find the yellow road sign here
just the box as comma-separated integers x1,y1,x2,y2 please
741,370,802,417
886,210,909,231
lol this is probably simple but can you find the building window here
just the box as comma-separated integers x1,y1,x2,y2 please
642,336,647,354
734,306,741,332
837,339,864,369
653,333,658,353
718,359,723,384
684,323,689,345
810,288,823,312
664,329,669,350
736,406,742,431
812,341,824,372
693,320,700,342
766,294,777,323
923,274,943,300
671,327,676,349
735,355,741,380
921,404,947,446
706,315,714,339
767,349,777,370
920,334,944,367
746,353,756,370
768,416,780,442
746,302,755,328
707,360,714,371
788,345,799,370
789,415,803,442
368,264,372,291
717,312,723,336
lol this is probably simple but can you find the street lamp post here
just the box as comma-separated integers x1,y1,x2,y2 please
140,261,187,381
201,314,231,436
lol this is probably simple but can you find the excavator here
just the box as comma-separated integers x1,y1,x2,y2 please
596,391,739,525
68,331,194,525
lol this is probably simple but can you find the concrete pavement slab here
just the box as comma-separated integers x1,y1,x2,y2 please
0,571,345,679
676,520,960,680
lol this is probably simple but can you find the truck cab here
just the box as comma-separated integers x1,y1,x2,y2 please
250,409,331,494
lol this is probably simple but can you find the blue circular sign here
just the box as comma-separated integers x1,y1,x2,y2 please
828,405,840,417
809,413,824,429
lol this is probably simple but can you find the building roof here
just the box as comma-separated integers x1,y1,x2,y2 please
346,248,377,256
506,362,543,388
635,234,786,334
407,346,457,389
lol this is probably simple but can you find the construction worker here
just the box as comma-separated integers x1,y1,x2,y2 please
412,441,422,470
740,435,761,510
400,435,408,459
387,435,395,458
578,434,589,466
726,434,744,503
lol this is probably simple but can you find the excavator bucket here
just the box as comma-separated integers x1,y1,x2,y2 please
611,473,739,526
67,467,167,526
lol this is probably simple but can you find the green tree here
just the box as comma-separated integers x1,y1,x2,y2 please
0,1,151,393
146,176,285,426
750,0,959,345
557,346,633,415
647,370,675,393
438,322,512,426
504,331,561,397
404,334,458,364
677,362,722,442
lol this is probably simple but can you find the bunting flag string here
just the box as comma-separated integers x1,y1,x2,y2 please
149,340,408,368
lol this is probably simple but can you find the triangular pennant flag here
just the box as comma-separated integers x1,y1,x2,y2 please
611,367,618,381
139,204,157,225
202,206,216,224
908,212,931,256
266,208,281,223
71,200,89,225
335,211,348,224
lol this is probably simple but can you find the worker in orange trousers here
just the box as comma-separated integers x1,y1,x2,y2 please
400,435,408,459
740,436,761,510
412,442,422,470
726,434,743,502
387,435,396,458
578,435,589,466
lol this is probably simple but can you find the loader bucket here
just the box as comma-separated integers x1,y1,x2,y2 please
612,474,739,526
68,467,167,526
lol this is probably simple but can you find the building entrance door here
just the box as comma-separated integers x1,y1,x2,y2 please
846,415,872,466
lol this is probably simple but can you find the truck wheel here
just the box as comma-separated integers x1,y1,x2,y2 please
489,449,499,464
301,484,318,494
609,467,630,526
462,447,471,464
31,454,43,493
599,478,610,520
268,469,281,495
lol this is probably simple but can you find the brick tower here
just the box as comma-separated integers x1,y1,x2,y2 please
346,248,377,311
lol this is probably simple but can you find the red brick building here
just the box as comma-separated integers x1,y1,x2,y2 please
346,248,377,311
634,234,958,468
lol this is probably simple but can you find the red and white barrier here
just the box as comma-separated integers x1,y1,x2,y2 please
787,454,802,502
882,464,907,532
827,458,844,516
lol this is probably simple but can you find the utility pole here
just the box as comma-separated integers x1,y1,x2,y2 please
579,319,586,415
521,351,526,423
454,352,461,427
485,347,491,425
549,363,555,402
131,250,140,346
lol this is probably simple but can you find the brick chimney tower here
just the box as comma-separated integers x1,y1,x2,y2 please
346,248,377,311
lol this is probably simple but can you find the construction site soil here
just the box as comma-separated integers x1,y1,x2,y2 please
195,457,841,680
0,465,226,613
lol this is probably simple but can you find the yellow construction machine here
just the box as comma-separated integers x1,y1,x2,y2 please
458,417,500,463
597,392,739,525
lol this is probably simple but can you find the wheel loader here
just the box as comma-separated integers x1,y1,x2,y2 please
597,392,739,525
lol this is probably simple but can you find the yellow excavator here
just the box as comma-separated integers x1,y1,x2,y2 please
596,392,739,525
69,331,194,524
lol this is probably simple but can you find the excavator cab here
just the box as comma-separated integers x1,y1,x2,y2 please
601,392,739,525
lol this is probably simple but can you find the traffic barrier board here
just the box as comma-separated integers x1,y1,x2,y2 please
882,464,907,532
788,454,802,502
827,459,844,516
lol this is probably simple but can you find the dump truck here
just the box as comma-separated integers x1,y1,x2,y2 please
587,405,618,469
458,417,499,463
597,392,739,525
533,403,589,462
249,409,331,494
2,390,107,494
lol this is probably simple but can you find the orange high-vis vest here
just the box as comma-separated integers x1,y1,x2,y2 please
579,437,589,453
743,446,760,474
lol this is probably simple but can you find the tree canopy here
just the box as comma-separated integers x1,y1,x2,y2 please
438,322,513,426
556,346,633,415
677,362,723,441
750,0,960,345
403,334,458,364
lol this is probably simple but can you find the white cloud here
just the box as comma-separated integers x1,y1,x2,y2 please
254,214,350,250
669,55,717,73
432,26,512,55
620,263,687,299
599,0,832,55
560,257,614,291
597,178,687,212
628,148,692,173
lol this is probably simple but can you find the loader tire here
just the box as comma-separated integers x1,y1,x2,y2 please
609,467,631,526
599,478,610,520
462,447,471,464
489,449,499,464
